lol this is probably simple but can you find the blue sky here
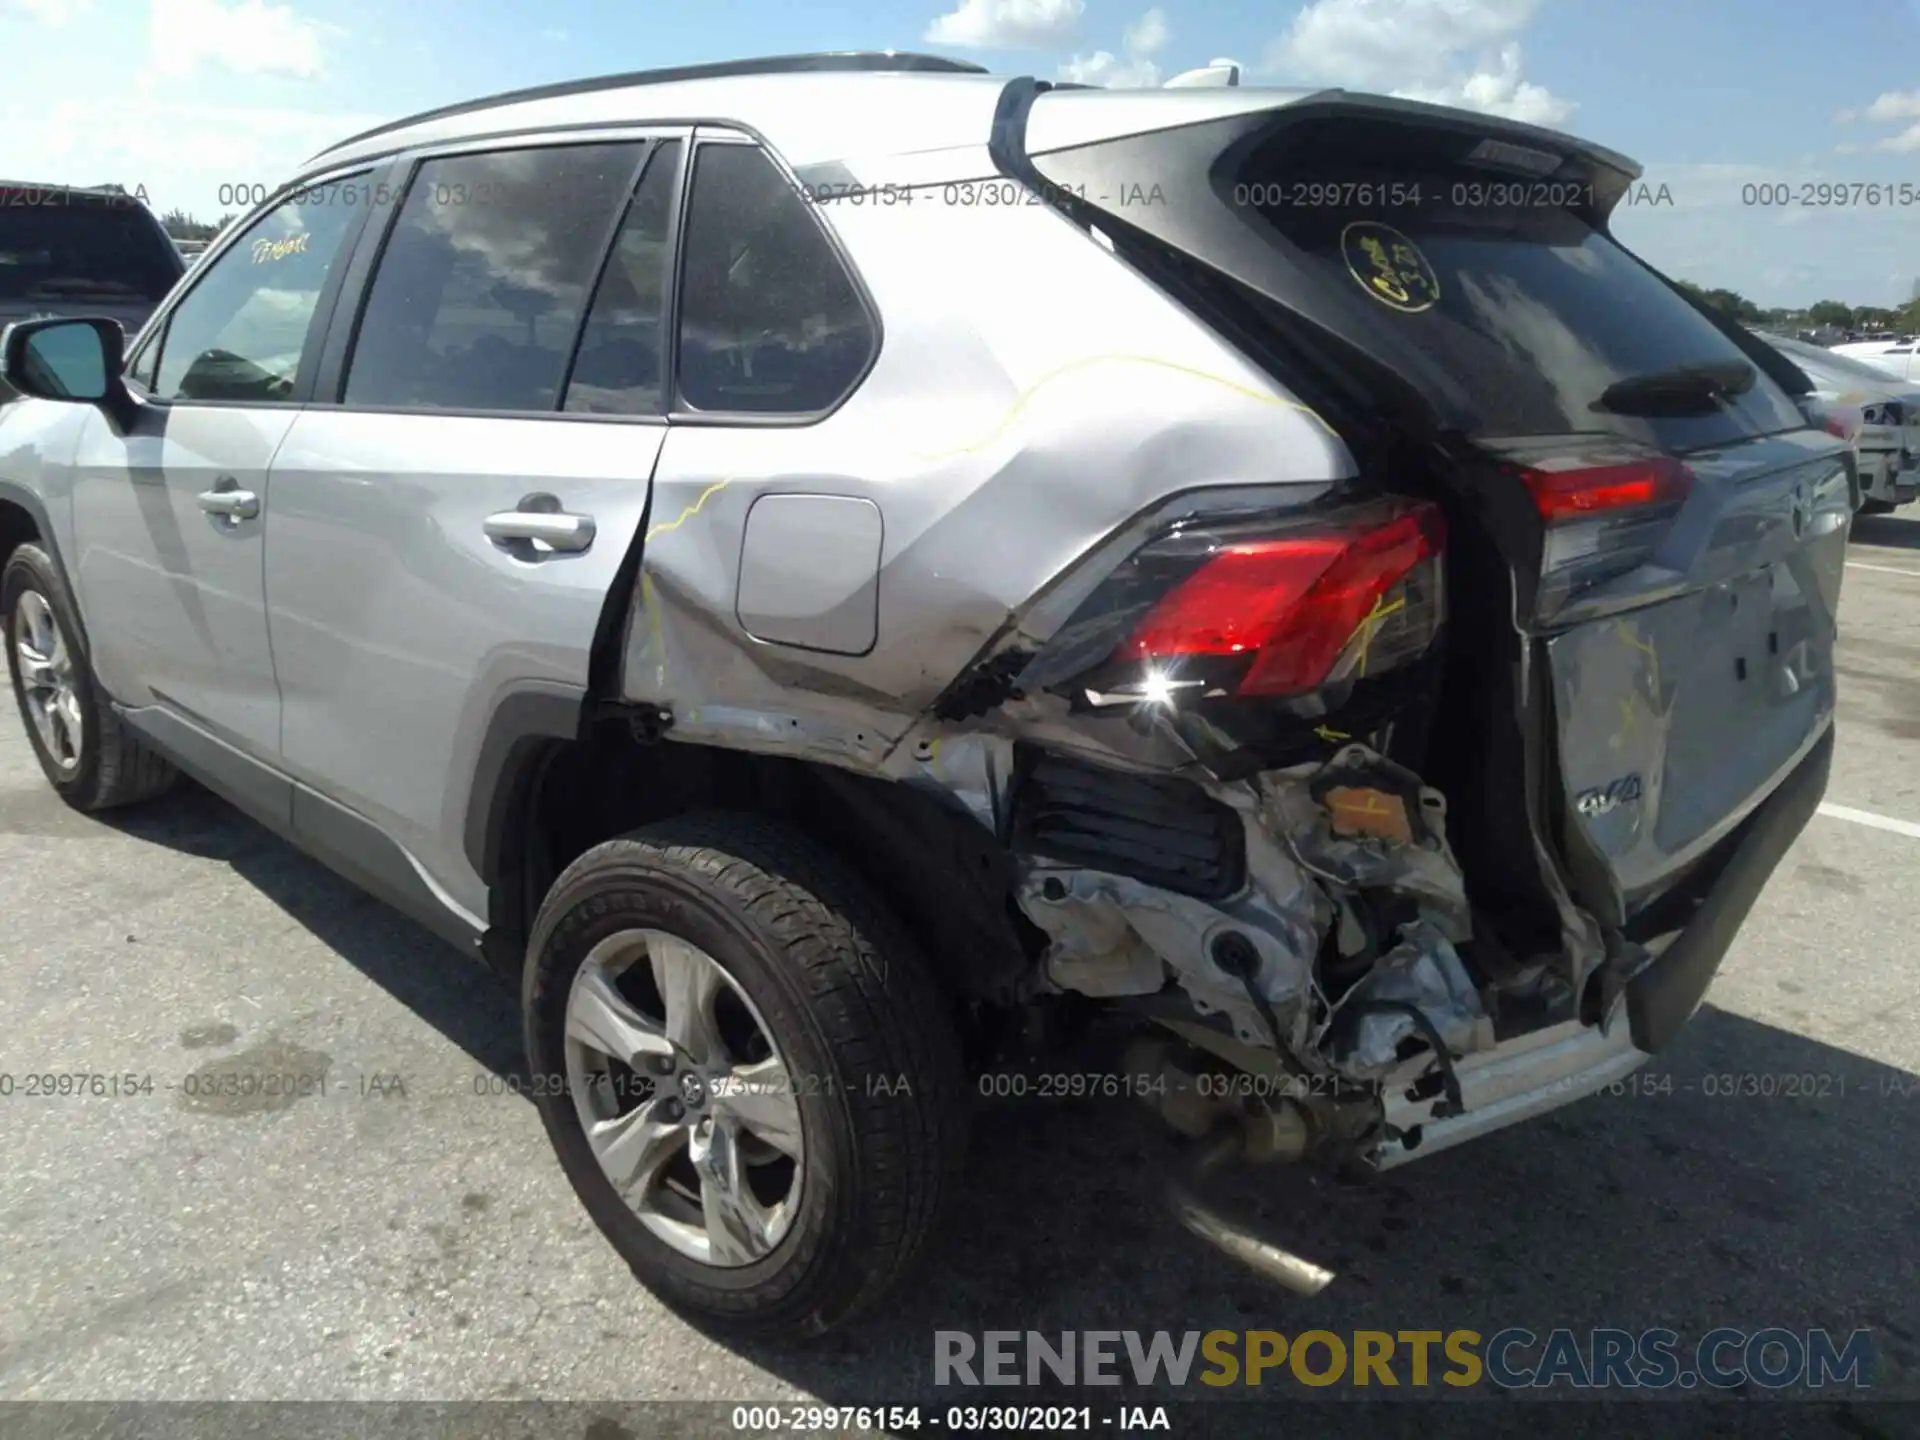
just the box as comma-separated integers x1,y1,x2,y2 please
3,0,1918,306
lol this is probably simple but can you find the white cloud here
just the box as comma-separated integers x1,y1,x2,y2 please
1,94,386,217
1390,42,1574,126
1873,121,1920,153
925,0,1082,49
1059,7,1168,88
1263,0,1573,126
1058,48,1158,87
0,0,90,22
1122,7,1169,56
1837,91,1920,123
149,0,332,80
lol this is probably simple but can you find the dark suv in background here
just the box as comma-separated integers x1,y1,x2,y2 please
0,183,183,341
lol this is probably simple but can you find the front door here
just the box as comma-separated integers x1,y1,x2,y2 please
68,177,372,759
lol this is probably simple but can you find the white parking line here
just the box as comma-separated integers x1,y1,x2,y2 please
1845,561,1920,578
1817,802,1920,840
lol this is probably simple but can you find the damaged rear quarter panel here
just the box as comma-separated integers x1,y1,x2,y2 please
613,164,1503,1097
618,189,1352,767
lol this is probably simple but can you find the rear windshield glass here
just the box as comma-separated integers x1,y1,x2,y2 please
1249,182,1806,452
0,198,180,304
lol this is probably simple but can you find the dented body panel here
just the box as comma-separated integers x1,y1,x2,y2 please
619,174,1352,766
607,89,1838,1177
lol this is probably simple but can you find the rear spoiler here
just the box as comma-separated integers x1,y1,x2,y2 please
1009,80,1643,216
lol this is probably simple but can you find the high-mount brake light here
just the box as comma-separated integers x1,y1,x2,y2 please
1117,502,1446,700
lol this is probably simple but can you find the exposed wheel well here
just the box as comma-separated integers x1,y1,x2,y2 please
0,499,40,574
485,716,1040,1006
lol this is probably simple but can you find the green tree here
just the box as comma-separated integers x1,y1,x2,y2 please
1677,279,1763,323
158,208,223,242
1807,299,1854,328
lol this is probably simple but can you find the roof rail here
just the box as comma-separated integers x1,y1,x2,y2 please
312,52,991,160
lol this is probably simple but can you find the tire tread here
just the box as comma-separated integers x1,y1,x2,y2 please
526,810,967,1334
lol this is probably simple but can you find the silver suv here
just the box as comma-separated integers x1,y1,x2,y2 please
0,52,1846,1335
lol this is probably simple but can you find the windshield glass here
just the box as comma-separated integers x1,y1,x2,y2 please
0,199,180,303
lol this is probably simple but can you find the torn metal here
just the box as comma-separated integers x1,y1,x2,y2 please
1010,734,1497,1087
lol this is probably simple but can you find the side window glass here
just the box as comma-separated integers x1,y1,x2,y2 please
152,178,366,402
343,142,644,413
126,327,160,390
675,144,876,415
563,140,681,416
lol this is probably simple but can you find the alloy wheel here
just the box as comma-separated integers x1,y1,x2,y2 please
12,589,82,772
563,928,805,1266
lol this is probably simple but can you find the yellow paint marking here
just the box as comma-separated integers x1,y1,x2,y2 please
1313,724,1351,743
645,478,731,542
1615,621,1663,708
912,354,1338,464
640,569,668,691
1350,593,1406,678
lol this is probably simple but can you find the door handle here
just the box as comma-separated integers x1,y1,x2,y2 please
197,481,260,522
484,504,596,553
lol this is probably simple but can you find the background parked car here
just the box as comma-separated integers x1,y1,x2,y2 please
0,182,183,338
1829,336,1920,383
1760,331,1920,514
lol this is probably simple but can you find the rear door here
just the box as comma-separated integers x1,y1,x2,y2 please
1025,93,1847,924
263,133,684,917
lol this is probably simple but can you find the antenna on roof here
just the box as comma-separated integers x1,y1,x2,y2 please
1163,62,1240,88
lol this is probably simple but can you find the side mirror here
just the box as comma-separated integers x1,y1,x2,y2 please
0,317,124,404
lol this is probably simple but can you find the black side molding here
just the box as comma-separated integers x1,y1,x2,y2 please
1625,724,1833,1054
464,682,586,882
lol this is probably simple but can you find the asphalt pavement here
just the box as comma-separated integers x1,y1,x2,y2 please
3,510,1919,1432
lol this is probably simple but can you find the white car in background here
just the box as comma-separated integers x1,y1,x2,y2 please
1829,336,1919,383
1761,332,1920,514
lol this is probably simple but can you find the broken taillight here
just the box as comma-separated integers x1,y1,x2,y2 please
1117,500,1447,700
1496,445,1696,610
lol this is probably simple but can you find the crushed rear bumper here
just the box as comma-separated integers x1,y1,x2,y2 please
1374,723,1832,1168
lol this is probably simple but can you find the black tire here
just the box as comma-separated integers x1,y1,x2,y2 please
1860,498,1898,515
2,543,176,811
523,811,968,1336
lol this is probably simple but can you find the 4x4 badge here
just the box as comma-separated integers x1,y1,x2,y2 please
1576,773,1644,818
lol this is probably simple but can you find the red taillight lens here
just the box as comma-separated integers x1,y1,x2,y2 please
1118,502,1445,699
1515,455,1695,521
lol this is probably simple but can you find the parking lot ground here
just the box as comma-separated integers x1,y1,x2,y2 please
2,511,1919,1427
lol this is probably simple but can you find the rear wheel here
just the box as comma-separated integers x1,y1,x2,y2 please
2,543,176,810
1860,498,1898,515
523,811,967,1335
